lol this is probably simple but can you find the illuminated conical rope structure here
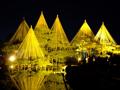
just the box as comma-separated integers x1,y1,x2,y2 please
9,18,29,44
9,26,51,90
35,11,49,30
16,25,51,66
70,20,95,59
71,20,95,46
94,22,116,45
49,15,69,48
34,11,51,55
16,25,44,60
94,22,117,54
48,15,70,65
2,18,29,55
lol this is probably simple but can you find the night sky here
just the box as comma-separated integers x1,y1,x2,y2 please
0,0,120,44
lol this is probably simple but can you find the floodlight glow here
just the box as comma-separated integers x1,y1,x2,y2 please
93,58,95,62
86,57,88,61
78,57,81,62
86,57,89,63
76,49,80,51
9,55,16,62
10,65,14,69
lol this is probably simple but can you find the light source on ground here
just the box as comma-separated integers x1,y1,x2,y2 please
9,65,14,69
86,57,89,63
9,55,16,62
78,57,81,62
93,58,95,62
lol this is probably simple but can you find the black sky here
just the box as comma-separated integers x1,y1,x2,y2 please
0,0,120,44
